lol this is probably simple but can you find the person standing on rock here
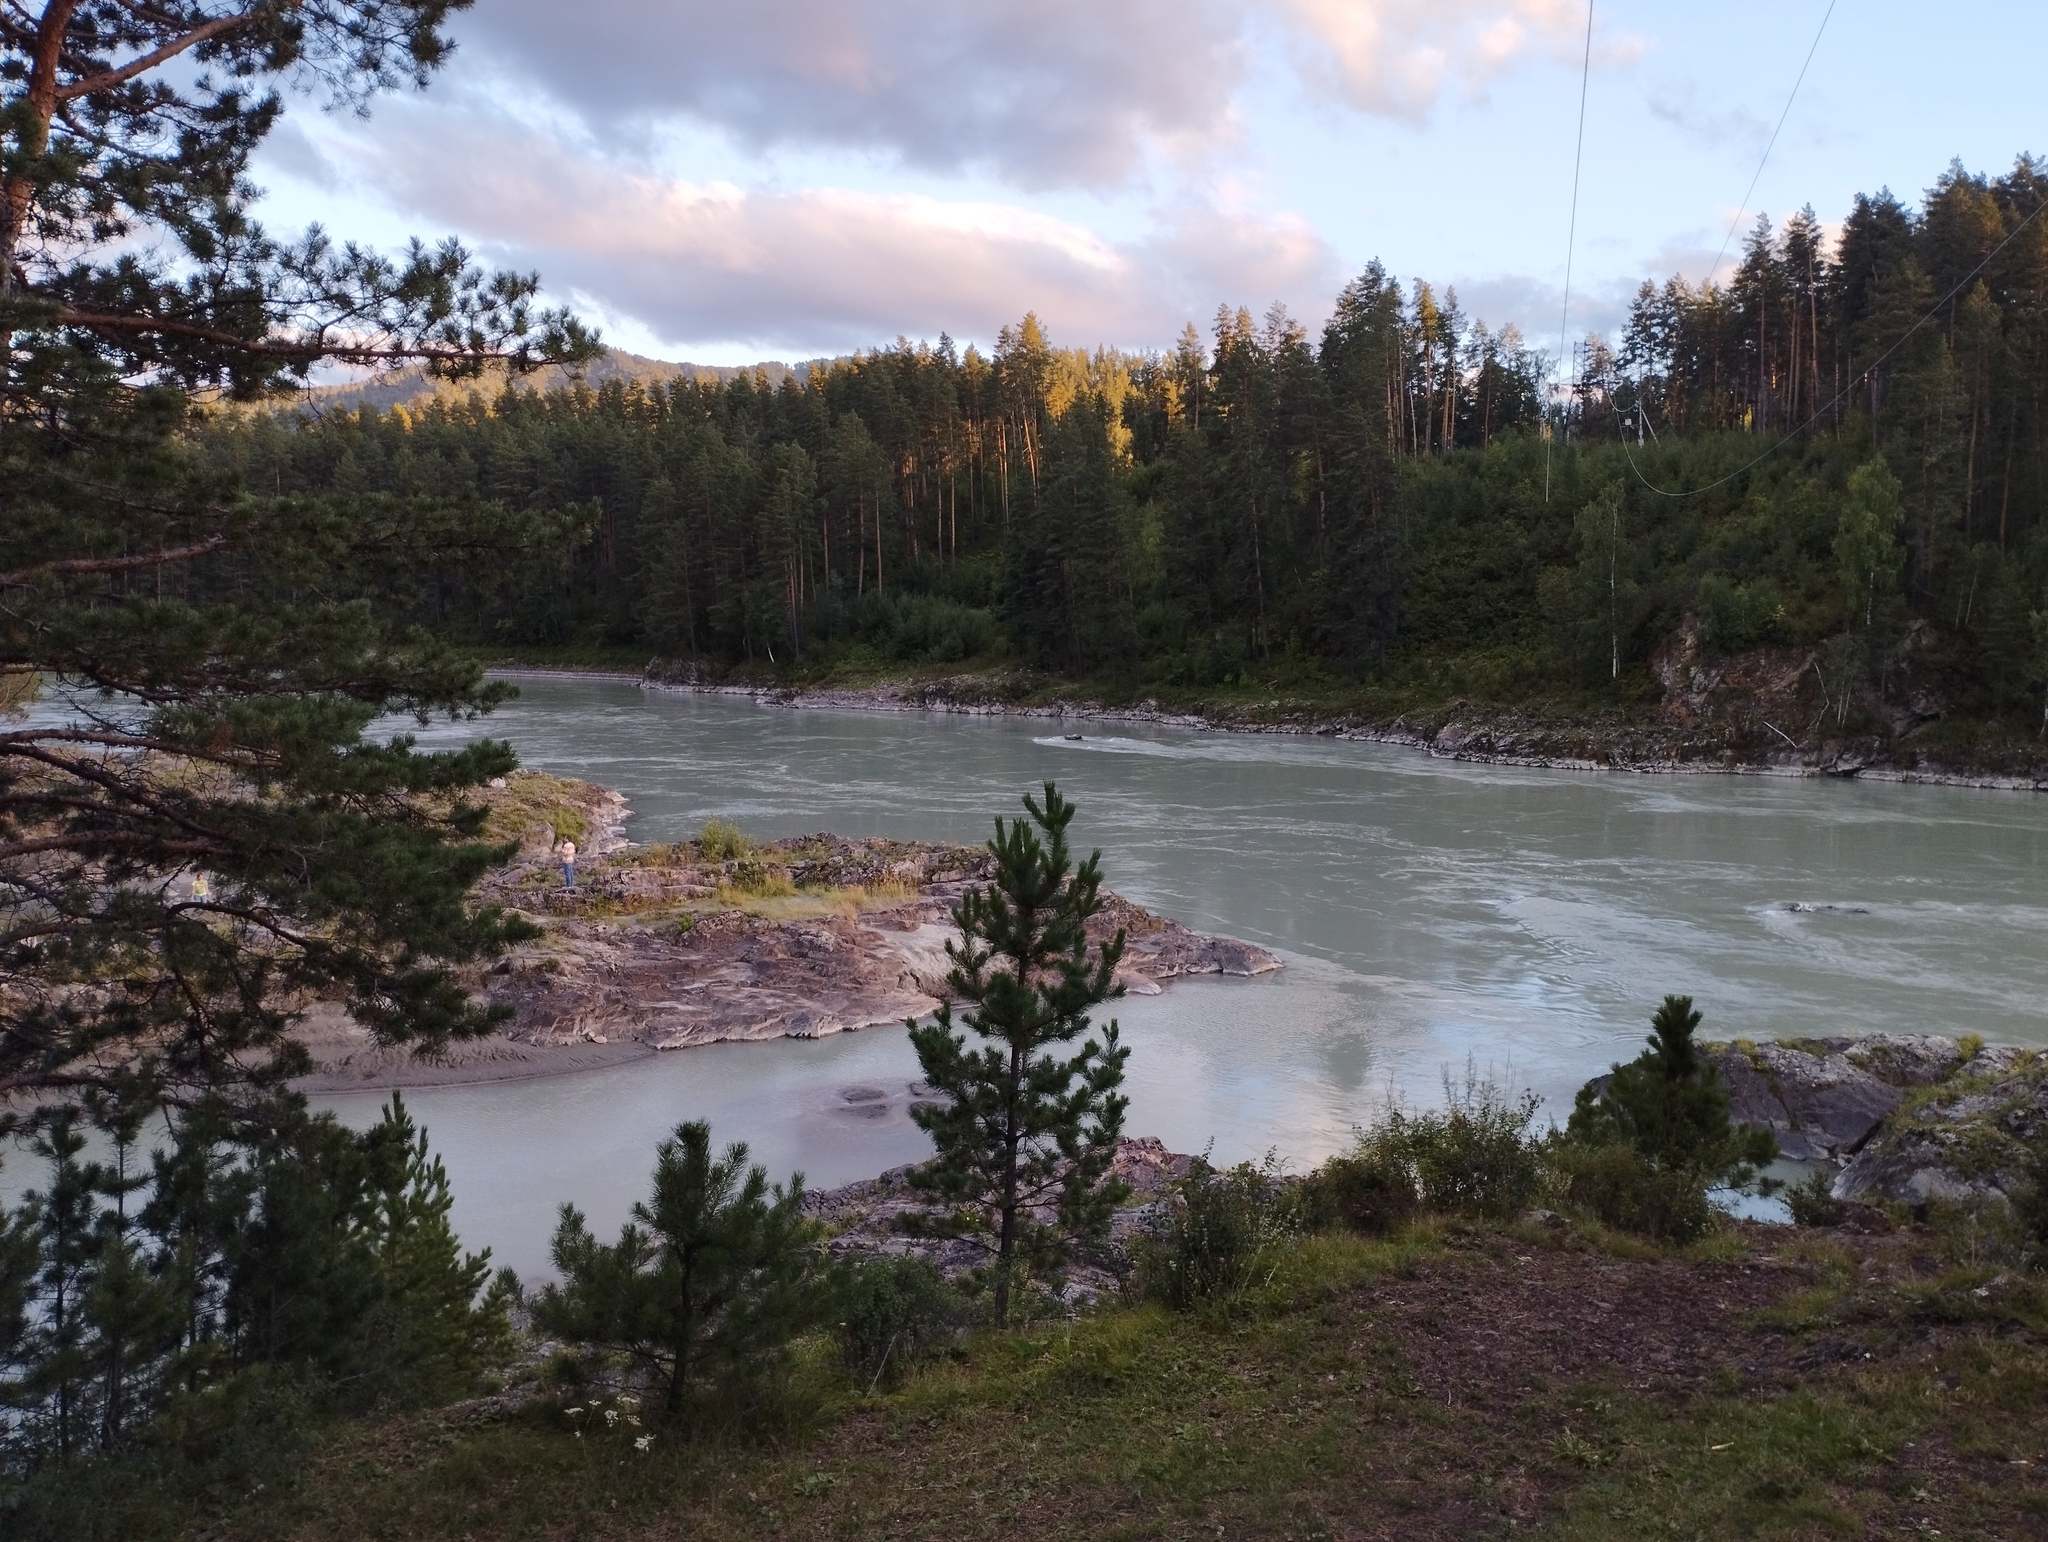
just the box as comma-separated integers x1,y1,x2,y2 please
557,836,577,889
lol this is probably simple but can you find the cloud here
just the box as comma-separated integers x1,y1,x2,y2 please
345,112,1339,354
451,0,1246,190
447,0,1619,191
1275,0,1604,120
1647,90,1771,156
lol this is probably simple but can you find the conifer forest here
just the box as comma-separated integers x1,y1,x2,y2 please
207,161,2048,734
7,0,2048,1532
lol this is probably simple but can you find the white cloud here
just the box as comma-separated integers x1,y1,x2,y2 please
452,0,1246,190
448,0,1610,192
343,112,1339,353
1275,0,1601,120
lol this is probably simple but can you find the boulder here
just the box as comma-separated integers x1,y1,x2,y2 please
1831,1050,2048,1205
1709,1043,1903,1161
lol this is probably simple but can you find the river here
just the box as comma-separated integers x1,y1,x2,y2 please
318,676,2048,1278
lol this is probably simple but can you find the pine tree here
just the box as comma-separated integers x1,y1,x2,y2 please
1567,995,1775,1186
356,1092,508,1407
534,1121,820,1422
1,2,596,1120
906,782,1129,1325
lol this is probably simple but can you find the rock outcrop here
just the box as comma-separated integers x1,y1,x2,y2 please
1705,1034,2045,1205
295,820,1281,1090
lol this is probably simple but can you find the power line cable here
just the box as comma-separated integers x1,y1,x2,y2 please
1547,0,1595,505
1618,188,2048,499
1705,0,1839,285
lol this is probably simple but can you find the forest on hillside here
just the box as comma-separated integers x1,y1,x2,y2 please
203,157,2048,734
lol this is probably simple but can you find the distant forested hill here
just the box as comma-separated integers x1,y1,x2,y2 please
296,348,833,416
199,157,2048,749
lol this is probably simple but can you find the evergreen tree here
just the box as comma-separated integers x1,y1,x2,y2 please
1566,995,1776,1187
1,0,596,1119
534,1121,821,1422
356,1092,509,1407
906,782,1129,1325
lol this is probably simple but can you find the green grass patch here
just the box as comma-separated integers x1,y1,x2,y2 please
147,1221,2048,1541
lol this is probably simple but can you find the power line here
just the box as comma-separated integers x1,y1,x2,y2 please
1706,0,1839,285
1547,0,1596,505
1618,187,2048,499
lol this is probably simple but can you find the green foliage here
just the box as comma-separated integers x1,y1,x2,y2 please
1695,571,1785,654
2,3,594,1123
1357,1072,1546,1220
697,818,754,860
1134,1154,1299,1311
2018,1133,2048,1266
355,1093,516,1407
855,591,1000,663
0,1096,504,1499
1564,995,1778,1239
532,1121,824,1424
833,1256,967,1391
1786,1169,1843,1228
1550,1142,1721,1242
905,782,1130,1326
1295,1150,1421,1236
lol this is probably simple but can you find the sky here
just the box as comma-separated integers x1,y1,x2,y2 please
253,0,2048,370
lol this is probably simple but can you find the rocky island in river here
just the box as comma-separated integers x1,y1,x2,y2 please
293,771,1280,1092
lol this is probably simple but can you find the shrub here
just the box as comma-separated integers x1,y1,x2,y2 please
856,591,1000,663
1695,572,1784,654
1135,1154,1297,1311
1785,1168,1841,1228
834,1256,967,1391
1297,1150,1420,1236
1549,1141,1718,1242
2016,1134,2048,1269
1358,1071,1545,1221
726,858,794,897
697,818,753,861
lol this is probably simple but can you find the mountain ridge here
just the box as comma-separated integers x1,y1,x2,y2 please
298,347,833,414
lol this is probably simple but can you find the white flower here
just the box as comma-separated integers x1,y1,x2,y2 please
634,1434,655,1452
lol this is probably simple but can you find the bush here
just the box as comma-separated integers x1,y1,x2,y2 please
1785,1168,1841,1228
1297,1150,1420,1236
834,1256,966,1391
1550,1141,1718,1242
726,858,794,896
1360,1072,1545,1221
856,591,1000,663
2014,1134,2048,1269
697,818,753,861
1695,572,1784,654
1135,1154,1298,1311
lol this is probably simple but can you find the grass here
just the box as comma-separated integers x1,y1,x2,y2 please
168,1222,2047,1541
475,769,600,849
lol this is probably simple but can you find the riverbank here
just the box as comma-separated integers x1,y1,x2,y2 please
630,667,2039,794
469,649,2048,791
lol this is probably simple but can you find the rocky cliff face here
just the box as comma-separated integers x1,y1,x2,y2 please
1706,1034,2045,1205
